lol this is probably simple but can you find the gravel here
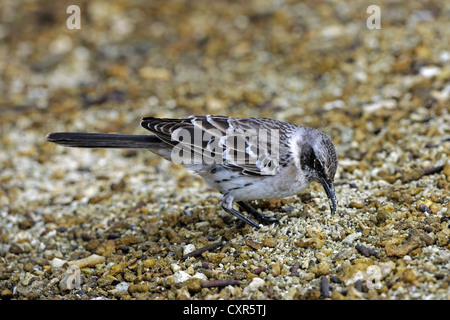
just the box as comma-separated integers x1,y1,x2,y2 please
0,0,449,300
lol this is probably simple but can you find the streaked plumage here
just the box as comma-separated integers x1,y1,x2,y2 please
47,115,338,229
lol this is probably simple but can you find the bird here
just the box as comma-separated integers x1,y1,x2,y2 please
46,115,338,229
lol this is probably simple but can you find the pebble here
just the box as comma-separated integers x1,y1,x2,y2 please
172,270,191,284
183,244,196,256
184,277,204,293
128,283,149,294
68,254,106,268
310,262,331,276
9,243,23,254
1,289,13,299
263,237,278,248
443,162,450,181
245,239,263,250
51,258,68,269
349,202,365,209
243,277,265,294
115,282,131,291
338,258,374,286
343,232,362,244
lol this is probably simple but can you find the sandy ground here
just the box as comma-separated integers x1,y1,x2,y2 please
0,0,449,300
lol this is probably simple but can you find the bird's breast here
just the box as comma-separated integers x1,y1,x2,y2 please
199,164,310,201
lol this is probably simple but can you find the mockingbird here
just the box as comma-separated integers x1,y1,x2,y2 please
47,115,338,229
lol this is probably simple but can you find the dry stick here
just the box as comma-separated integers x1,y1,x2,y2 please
182,240,225,259
423,165,443,176
320,276,331,298
252,267,266,275
201,280,240,288
355,244,380,258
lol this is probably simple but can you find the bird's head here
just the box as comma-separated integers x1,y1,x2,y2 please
299,129,338,214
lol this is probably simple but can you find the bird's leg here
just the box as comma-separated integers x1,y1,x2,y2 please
220,194,260,229
236,201,279,225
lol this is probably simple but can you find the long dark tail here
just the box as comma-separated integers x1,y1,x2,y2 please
46,132,162,149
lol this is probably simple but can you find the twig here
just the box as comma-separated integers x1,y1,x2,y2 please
355,244,379,258
182,240,225,259
201,280,240,288
252,267,266,274
320,276,331,298
423,165,443,176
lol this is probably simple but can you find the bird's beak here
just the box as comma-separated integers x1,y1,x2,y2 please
320,177,336,214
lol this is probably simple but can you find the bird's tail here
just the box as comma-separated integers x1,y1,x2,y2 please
46,132,162,149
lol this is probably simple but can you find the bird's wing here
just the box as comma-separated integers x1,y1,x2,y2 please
141,115,295,175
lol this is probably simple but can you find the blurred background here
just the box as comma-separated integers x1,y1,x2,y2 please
1,0,448,130
1,0,449,191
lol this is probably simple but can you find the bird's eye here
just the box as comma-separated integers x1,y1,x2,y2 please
314,159,323,171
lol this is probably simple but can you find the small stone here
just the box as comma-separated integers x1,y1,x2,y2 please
107,233,121,240
304,288,321,300
95,240,116,257
128,283,149,294
271,262,281,276
346,286,364,299
51,257,68,269
310,262,331,276
243,277,265,294
385,229,434,257
416,200,433,213
115,282,130,291
176,287,191,300
349,201,364,209
337,257,374,286
171,263,181,273
333,248,358,262
245,239,262,250
1,289,13,299
18,218,34,230
184,277,204,294
86,239,101,251
110,263,125,276
81,233,93,241
21,272,39,286
402,268,417,284
377,204,394,222
295,237,326,249
443,162,450,182
138,66,172,81
173,270,191,284
263,237,277,248
9,243,23,254
183,244,196,256
68,254,106,268
114,235,138,248
343,232,362,244
98,274,117,287
143,259,156,268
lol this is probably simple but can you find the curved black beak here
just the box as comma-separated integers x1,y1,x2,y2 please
320,177,336,214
